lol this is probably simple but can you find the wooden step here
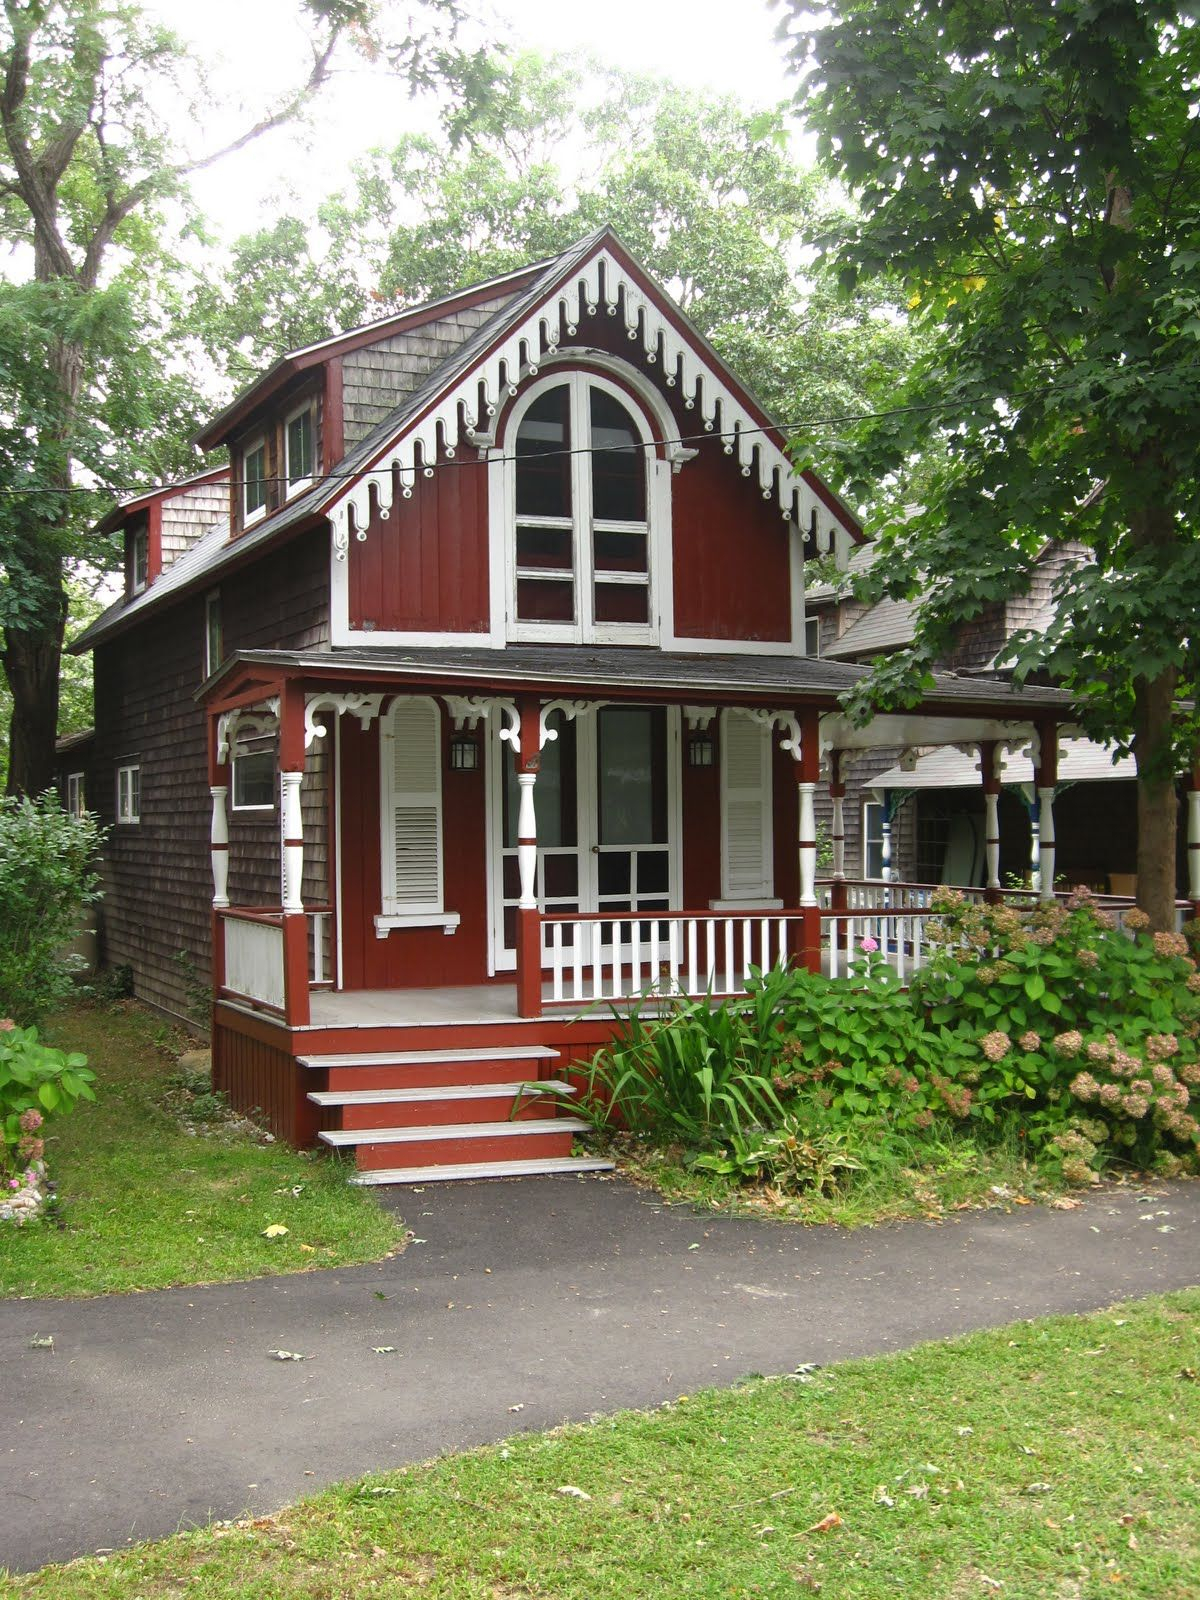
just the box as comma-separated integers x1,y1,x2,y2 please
319,1117,590,1149
297,1046,561,1070
349,1155,615,1186
309,1081,576,1132
307,1080,575,1107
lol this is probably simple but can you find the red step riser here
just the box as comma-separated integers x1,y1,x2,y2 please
325,1061,548,1092
338,1095,557,1131
354,1131,578,1171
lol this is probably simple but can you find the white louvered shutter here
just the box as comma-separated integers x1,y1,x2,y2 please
721,711,774,901
381,698,443,917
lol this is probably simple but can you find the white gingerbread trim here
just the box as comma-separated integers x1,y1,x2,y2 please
303,692,384,749
216,698,279,763
326,247,857,563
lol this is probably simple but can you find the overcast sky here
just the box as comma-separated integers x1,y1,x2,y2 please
149,0,795,238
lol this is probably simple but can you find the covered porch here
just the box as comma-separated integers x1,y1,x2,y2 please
196,643,1191,1033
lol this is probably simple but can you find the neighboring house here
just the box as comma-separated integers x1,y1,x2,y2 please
69,228,1078,1183
804,538,1163,893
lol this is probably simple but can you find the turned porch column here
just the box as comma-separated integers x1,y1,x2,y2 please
1034,720,1058,903
279,680,310,1026
513,695,543,1019
208,713,230,997
795,708,822,973
1187,764,1200,915
828,748,848,914
981,741,1002,901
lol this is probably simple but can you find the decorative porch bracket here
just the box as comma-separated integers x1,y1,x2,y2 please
539,698,597,749
303,692,384,748
216,698,279,763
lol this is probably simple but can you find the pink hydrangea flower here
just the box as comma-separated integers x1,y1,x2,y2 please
981,1030,1011,1063
1052,1030,1084,1059
1019,1031,1040,1052
860,937,879,953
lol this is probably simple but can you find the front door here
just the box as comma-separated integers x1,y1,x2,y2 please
488,704,681,972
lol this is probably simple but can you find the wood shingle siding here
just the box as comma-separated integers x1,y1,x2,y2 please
89,526,331,1020
341,298,514,447
160,480,229,570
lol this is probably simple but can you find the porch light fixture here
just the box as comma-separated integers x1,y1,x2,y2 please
449,733,480,772
688,732,715,768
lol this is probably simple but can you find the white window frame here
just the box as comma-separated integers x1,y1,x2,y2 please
804,614,821,656
376,696,459,935
66,771,85,819
863,799,885,879
116,762,140,825
204,589,222,679
242,435,268,526
503,370,660,646
130,524,149,595
284,401,315,495
231,738,277,814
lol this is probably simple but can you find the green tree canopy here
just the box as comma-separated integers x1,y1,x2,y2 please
782,0,1200,924
191,52,923,434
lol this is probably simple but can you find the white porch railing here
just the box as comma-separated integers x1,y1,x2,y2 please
222,911,286,1011
823,907,935,984
543,910,809,1005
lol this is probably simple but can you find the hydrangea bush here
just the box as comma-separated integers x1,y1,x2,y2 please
914,890,1200,1179
0,1020,95,1218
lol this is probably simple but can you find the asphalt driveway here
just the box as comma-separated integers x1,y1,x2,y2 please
2,1173,1198,1573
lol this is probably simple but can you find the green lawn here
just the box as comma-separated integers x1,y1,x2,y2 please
3,1289,1196,1597
0,1002,403,1298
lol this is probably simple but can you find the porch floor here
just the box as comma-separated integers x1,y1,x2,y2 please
304,983,655,1030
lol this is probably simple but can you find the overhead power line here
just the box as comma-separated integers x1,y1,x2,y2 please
0,383,1055,503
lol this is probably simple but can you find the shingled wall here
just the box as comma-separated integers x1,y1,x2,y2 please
89,525,331,1021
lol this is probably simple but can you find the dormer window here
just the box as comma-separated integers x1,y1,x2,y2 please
506,372,657,643
130,522,149,595
285,403,315,492
243,437,268,525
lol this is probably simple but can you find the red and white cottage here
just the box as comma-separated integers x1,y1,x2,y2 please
72,228,1100,1184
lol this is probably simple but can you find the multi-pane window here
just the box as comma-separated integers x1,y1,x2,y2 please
232,735,276,811
204,590,223,679
116,763,140,824
66,772,85,819
131,523,149,594
510,374,653,640
285,405,315,490
243,438,268,523
804,615,821,656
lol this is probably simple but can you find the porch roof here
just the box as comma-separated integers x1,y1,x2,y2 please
201,643,1074,722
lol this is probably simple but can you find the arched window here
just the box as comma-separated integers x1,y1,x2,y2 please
507,372,658,642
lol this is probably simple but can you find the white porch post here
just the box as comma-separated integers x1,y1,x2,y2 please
880,799,893,883
1035,722,1058,902
512,696,543,1018
1188,768,1200,907
280,770,304,912
829,749,846,883
517,770,538,909
798,779,818,907
210,784,230,909
981,740,1002,897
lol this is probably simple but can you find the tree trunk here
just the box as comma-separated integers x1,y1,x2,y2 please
1133,667,1179,930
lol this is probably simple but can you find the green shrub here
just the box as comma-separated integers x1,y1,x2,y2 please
0,792,102,1024
580,965,803,1145
913,889,1200,1175
0,1021,96,1175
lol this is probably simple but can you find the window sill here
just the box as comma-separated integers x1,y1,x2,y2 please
708,898,783,912
374,912,461,939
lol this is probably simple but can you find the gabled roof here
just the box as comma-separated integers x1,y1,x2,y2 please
193,257,554,452
76,227,863,653
93,466,229,536
322,226,862,559
824,593,919,659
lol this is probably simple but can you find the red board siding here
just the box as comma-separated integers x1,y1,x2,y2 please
671,435,793,642
212,1019,322,1145
347,461,491,634
338,711,493,989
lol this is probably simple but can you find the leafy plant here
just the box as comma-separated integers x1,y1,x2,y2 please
0,1022,96,1174
0,793,103,1025
581,976,796,1146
